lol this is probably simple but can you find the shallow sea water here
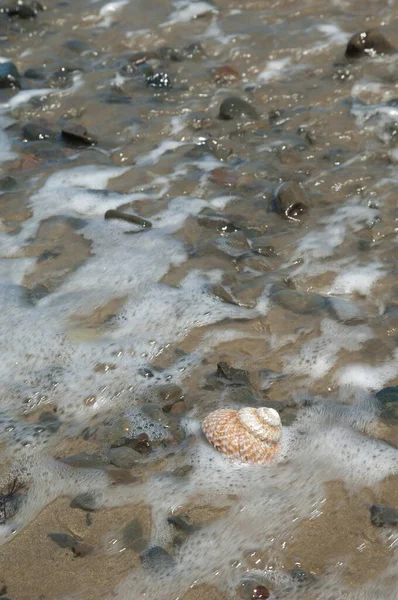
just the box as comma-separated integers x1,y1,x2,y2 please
0,0,397,598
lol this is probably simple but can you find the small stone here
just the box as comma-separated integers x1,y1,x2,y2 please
123,519,148,552
48,532,81,549
146,72,171,88
0,61,20,89
61,124,97,146
167,400,187,417
375,386,398,424
270,181,309,221
216,361,251,387
271,289,326,315
197,214,239,233
290,568,316,585
63,453,107,468
345,30,395,59
71,543,93,557
0,176,17,191
109,446,140,469
4,3,37,18
104,209,152,229
167,514,199,533
140,546,175,572
21,122,57,142
209,167,239,187
213,65,240,85
184,42,205,59
370,504,398,527
0,581,7,596
138,367,154,378
0,492,23,524
64,39,92,55
70,492,100,512
251,586,270,600
218,96,258,120
249,237,277,257
125,433,152,455
23,67,45,80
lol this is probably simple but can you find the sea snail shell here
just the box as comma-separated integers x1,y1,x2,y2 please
202,407,282,464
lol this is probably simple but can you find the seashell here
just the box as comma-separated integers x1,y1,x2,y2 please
202,406,282,464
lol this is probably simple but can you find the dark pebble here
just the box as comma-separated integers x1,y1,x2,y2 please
62,452,107,468
140,546,175,572
64,39,92,55
146,72,171,88
0,61,20,89
271,289,326,315
24,67,46,80
3,3,37,18
61,124,97,146
48,532,81,549
184,42,205,59
138,367,154,378
345,29,395,59
113,433,152,455
158,46,184,61
108,446,140,469
104,209,152,229
21,122,57,142
290,567,316,585
0,176,17,190
218,96,258,120
70,492,100,512
270,181,309,222
0,492,22,524
167,514,199,533
216,361,251,387
123,519,148,552
197,214,239,233
370,504,398,527
375,386,398,423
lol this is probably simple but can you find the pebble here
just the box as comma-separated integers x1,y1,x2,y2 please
23,67,45,80
108,446,140,469
271,289,327,315
197,214,239,233
146,72,171,88
0,176,17,190
61,124,97,146
140,546,175,571
167,514,199,533
70,492,100,512
375,386,398,423
270,181,309,222
48,532,81,549
112,432,152,455
370,504,398,527
218,96,258,120
290,567,316,585
249,236,277,257
0,61,20,89
21,122,57,142
64,39,92,56
0,492,22,524
104,209,152,229
237,578,271,599
345,30,396,58
2,2,38,18
213,65,240,85
123,519,148,552
216,361,251,387
63,453,108,468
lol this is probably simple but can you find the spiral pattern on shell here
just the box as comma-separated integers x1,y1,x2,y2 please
202,407,282,464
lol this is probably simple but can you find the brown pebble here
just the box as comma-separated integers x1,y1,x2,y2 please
213,65,240,85
251,585,270,599
61,124,97,146
104,209,152,229
209,167,239,187
345,29,395,59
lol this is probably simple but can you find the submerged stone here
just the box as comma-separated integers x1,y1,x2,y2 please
375,386,398,423
104,209,152,229
218,96,258,120
48,532,81,548
61,124,97,146
108,446,140,469
270,181,309,222
0,61,20,89
140,546,175,571
370,504,398,527
345,30,395,59
271,289,326,315
123,519,148,552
